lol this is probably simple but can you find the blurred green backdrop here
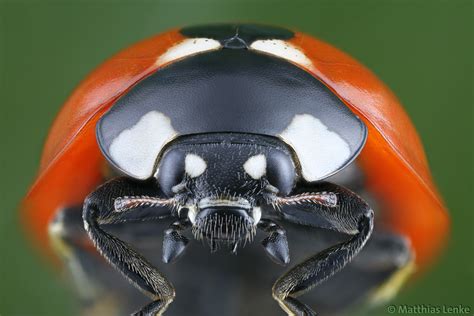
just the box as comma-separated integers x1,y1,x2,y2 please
0,1,472,315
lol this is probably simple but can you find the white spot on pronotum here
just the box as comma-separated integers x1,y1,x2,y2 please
109,111,177,179
156,38,221,66
243,154,267,179
250,39,314,70
279,114,350,181
185,154,207,178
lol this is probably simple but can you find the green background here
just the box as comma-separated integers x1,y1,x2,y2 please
0,1,472,315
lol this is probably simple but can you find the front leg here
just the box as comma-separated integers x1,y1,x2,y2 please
271,182,374,316
83,177,175,316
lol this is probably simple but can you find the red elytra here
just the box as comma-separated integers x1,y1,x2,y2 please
22,28,449,269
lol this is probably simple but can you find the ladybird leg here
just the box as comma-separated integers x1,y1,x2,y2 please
49,206,106,303
83,177,176,316
257,218,290,266
359,233,415,305
271,182,374,316
50,206,133,314
355,232,412,270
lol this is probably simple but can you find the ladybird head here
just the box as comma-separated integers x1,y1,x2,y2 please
154,134,296,248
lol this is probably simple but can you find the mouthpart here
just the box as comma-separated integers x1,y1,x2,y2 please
188,197,261,251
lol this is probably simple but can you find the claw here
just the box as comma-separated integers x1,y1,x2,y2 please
162,229,188,263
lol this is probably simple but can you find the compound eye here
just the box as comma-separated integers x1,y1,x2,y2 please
155,149,186,197
266,151,296,196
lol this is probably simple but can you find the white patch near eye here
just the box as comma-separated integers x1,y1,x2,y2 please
279,114,350,181
243,154,267,179
185,154,207,178
187,205,198,225
156,38,221,66
109,111,177,179
252,207,262,225
250,39,314,70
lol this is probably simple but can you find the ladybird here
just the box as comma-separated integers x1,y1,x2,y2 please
23,24,449,316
